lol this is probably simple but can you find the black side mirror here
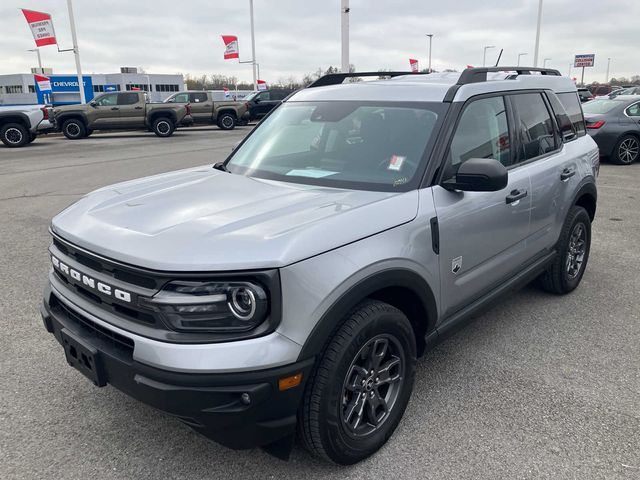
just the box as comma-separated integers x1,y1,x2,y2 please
89,101,97,107
443,158,508,192
254,97,261,103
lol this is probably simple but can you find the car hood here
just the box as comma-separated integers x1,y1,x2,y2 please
51,167,418,271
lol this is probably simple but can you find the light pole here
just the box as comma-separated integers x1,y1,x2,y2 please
28,49,43,71
517,52,527,66
543,57,551,67
341,0,350,73
568,63,573,78
482,45,495,67
66,0,85,103
533,0,543,67
426,34,433,73
605,57,611,83
249,0,257,91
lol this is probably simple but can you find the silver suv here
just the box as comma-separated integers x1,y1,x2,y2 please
41,68,598,465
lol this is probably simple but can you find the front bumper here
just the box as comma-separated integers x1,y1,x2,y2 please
41,286,314,450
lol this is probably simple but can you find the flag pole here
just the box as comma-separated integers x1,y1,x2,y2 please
249,0,257,91
66,0,85,103
341,0,350,73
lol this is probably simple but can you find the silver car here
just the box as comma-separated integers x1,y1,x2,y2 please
41,67,598,464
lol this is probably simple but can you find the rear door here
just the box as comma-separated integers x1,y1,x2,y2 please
116,92,145,127
189,92,211,123
433,95,532,318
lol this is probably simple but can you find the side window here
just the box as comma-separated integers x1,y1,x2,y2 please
546,92,575,141
94,93,118,106
258,91,271,101
445,96,511,177
118,93,139,105
190,93,208,103
626,103,640,117
511,93,557,161
172,93,190,103
557,92,586,136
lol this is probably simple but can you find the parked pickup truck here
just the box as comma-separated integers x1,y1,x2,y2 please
0,104,52,148
48,91,192,139
164,91,249,130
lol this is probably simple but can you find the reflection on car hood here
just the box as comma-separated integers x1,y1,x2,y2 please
52,166,418,271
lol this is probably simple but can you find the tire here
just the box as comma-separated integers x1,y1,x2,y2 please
152,117,175,137
610,134,639,165
217,112,236,130
299,300,417,465
538,206,591,294
0,123,29,148
62,119,86,140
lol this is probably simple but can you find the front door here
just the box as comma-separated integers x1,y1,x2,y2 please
89,93,120,127
433,95,532,318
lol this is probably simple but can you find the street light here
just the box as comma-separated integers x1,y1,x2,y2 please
482,45,495,67
543,57,552,67
517,53,527,67
28,49,43,71
426,34,434,73
605,57,611,83
533,0,544,67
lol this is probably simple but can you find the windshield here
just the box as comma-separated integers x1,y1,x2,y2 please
226,101,445,191
244,92,258,101
583,99,623,114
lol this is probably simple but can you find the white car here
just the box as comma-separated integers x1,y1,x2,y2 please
0,104,51,148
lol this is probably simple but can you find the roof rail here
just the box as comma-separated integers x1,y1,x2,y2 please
456,66,562,85
307,71,423,88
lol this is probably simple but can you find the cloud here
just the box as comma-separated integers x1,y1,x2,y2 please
1,0,638,83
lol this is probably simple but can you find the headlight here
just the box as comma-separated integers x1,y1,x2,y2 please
139,280,269,332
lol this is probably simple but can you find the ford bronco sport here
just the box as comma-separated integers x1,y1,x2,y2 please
48,91,192,139
41,68,598,465
164,91,250,130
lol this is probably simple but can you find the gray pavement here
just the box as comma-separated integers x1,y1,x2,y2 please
1,129,639,479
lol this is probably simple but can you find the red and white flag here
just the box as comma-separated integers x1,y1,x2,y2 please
21,9,57,47
221,35,239,59
223,86,230,98
257,79,267,91
409,58,419,73
34,74,51,91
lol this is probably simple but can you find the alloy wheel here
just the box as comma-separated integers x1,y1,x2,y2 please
618,137,639,164
66,123,81,138
340,335,404,438
5,127,23,145
566,222,587,279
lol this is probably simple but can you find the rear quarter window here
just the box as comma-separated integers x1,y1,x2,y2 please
557,92,586,137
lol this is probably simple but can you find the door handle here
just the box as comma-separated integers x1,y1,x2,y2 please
111,107,119,110
134,106,143,110
505,189,528,205
560,168,575,181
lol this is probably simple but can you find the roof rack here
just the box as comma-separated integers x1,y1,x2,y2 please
456,66,562,85
307,71,423,88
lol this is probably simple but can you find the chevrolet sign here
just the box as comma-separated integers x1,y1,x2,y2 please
51,255,132,303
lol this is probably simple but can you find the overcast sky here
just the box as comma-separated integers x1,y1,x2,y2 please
2,0,639,84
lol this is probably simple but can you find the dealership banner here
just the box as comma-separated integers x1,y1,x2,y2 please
21,9,57,47
221,35,239,59
574,54,595,68
34,74,51,92
257,79,267,91
409,59,419,73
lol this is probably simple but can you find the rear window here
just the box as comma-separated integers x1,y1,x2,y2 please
557,92,586,137
582,99,622,114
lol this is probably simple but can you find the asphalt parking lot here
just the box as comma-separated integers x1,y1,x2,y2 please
1,128,639,479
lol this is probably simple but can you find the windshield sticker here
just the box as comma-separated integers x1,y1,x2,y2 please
286,168,339,178
387,155,406,171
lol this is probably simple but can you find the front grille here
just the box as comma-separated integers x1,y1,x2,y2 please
51,294,134,355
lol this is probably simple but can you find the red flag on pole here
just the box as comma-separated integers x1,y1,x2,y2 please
409,59,419,73
221,35,239,59
21,9,57,47
34,74,52,91
257,80,267,91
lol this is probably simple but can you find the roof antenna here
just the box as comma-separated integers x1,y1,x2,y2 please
495,49,503,67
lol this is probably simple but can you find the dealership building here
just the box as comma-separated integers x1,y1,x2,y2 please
0,68,185,105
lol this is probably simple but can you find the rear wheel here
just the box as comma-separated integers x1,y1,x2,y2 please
611,134,639,165
217,112,236,130
299,300,416,465
62,119,86,140
538,206,591,294
1,123,29,147
152,117,175,137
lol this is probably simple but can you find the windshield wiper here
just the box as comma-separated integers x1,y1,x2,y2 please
213,162,229,172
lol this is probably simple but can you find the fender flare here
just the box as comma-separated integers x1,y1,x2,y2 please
0,111,31,128
148,109,178,125
296,268,438,361
55,112,89,129
571,179,597,220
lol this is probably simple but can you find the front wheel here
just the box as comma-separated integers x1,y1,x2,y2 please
152,117,175,137
217,113,236,130
611,134,639,165
538,206,591,294
299,300,416,465
1,123,30,147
